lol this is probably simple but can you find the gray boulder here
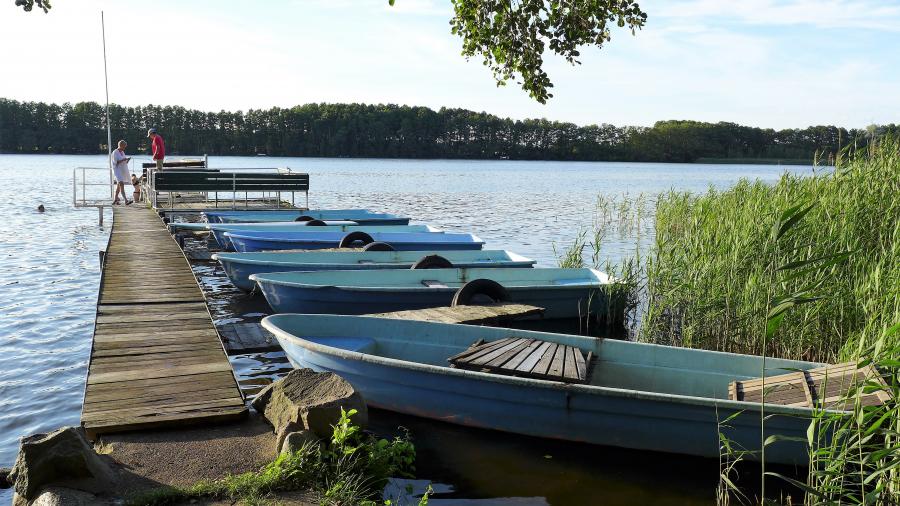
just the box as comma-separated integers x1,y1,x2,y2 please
9,427,114,500
252,368,367,440
280,430,322,455
28,486,104,506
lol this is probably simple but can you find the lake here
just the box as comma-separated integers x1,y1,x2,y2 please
0,154,816,504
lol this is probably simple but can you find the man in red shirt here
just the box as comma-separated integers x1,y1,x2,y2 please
148,128,165,169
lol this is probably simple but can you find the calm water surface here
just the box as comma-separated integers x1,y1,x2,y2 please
0,154,815,504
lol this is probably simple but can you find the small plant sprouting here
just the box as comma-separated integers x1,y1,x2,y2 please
127,407,421,506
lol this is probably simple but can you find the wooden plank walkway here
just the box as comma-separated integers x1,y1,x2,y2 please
81,206,246,438
371,303,544,325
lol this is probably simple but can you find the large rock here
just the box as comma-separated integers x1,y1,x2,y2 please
252,368,367,440
27,486,104,506
1,467,11,488
280,430,321,455
9,427,114,500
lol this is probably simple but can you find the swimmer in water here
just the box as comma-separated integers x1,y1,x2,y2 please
37,205,45,213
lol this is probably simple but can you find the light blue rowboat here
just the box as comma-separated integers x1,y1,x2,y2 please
204,209,410,225
228,231,484,253
213,250,536,291
262,314,823,464
250,267,613,318
170,223,440,251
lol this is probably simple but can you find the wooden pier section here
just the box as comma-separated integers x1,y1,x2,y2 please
371,303,544,325
81,206,246,438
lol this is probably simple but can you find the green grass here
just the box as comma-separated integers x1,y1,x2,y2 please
640,139,900,362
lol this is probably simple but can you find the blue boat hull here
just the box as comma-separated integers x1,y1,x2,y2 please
216,251,534,291
265,315,815,465
205,209,409,226
257,280,602,318
208,224,436,251
217,217,410,226
230,236,484,253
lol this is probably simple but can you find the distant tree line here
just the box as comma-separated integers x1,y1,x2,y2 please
0,98,896,163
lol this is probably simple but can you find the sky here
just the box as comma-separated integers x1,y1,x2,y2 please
1,0,899,129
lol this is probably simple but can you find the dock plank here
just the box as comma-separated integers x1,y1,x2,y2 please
370,303,544,325
82,206,245,438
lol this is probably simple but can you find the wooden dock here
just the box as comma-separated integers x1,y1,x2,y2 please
81,206,246,438
212,304,545,355
371,303,544,325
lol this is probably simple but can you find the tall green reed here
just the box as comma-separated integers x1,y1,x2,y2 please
554,193,652,329
641,138,900,362
658,139,900,504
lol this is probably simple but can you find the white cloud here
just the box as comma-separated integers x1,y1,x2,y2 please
653,0,900,31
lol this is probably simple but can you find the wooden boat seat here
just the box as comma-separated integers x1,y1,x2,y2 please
729,362,892,409
448,337,592,384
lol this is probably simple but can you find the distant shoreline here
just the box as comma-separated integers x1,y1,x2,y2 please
3,98,884,165
0,151,820,166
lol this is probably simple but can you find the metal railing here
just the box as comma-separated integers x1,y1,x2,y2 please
72,166,117,224
73,156,310,222
149,166,308,210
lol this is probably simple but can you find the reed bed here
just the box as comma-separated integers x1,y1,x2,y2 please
640,139,900,363
629,139,900,504
557,141,900,503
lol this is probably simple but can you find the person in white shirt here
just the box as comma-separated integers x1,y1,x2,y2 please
111,140,132,205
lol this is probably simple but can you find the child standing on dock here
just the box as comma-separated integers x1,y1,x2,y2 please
111,140,132,205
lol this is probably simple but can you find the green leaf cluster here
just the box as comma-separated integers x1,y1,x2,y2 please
446,0,646,103
13,0,50,13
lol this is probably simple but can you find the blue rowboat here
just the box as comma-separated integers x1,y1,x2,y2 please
262,314,822,464
250,267,613,318
228,231,484,253
204,209,410,225
212,250,536,291
170,223,440,251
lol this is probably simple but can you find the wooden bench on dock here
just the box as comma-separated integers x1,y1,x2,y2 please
449,337,593,384
150,171,310,210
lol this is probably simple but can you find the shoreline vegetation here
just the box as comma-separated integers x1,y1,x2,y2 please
129,409,426,506
561,137,900,504
641,139,900,364
2,98,897,164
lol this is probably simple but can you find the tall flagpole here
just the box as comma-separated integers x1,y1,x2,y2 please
101,11,113,197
